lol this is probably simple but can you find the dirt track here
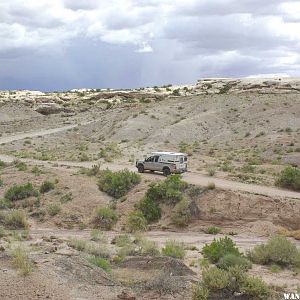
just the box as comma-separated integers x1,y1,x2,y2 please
1,125,300,200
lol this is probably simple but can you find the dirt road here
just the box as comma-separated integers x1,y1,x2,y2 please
1,126,300,200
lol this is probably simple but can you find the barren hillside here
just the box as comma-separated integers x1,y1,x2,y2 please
0,78,300,300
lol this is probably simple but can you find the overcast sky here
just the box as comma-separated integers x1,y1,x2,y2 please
1,0,300,91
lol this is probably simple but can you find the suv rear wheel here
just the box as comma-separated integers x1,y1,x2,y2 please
163,167,171,176
137,164,144,173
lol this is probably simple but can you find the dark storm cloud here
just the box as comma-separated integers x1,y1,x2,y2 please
0,0,299,91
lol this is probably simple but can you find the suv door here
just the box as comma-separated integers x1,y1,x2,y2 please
152,155,162,171
144,156,154,170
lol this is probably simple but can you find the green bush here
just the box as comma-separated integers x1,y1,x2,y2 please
80,164,100,177
40,180,55,193
202,267,229,291
126,211,147,232
68,238,87,251
31,166,43,176
161,239,185,259
13,160,27,171
198,264,270,299
207,226,221,235
90,229,106,242
88,256,111,272
241,276,271,299
138,237,160,256
60,192,73,203
47,203,61,216
112,234,132,247
0,198,13,209
192,284,209,300
0,160,7,169
93,207,118,230
202,236,241,263
85,244,110,259
138,196,161,222
117,244,137,258
145,175,187,205
4,210,28,229
11,245,33,276
275,166,300,191
0,177,3,187
248,235,299,267
171,198,191,227
97,169,141,198
5,183,37,201
217,253,252,270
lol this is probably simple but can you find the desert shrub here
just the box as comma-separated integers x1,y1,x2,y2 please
207,226,221,235
146,175,187,205
5,210,28,229
207,168,216,176
0,177,3,187
112,234,132,247
171,198,191,227
275,166,300,191
79,153,89,161
161,239,185,259
98,143,122,162
126,211,147,232
0,198,13,209
138,237,160,256
0,160,7,169
206,182,216,190
5,183,37,201
172,88,180,96
138,196,161,222
47,203,61,216
186,185,205,198
80,164,101,176
198,264,270,299
60,192,73,203
97,169,141,198
85,243,110,259
281,229,300,240
13,160,27,171
68,238,87,251
93,207,118,230
202,267,229,291
217,253,252,270
11,245,33,276
241,276,271,299
117,244,137,258
40,180,55,193
192,284,209,300
90,229,106,242
202,236,241,263
0,226,6,238
88,256,111,272
31,166,43,176
248,235,299,267
227,265,247,286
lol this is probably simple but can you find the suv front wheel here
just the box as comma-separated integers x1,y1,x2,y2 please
137,164,144,173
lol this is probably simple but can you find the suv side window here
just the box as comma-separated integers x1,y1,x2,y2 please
146,156,153,162
154,156,160,162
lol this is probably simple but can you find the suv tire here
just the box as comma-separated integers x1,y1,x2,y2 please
138,164,144,173
163,167,171,176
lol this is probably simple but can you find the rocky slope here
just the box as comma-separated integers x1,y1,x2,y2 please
1,77,300,115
